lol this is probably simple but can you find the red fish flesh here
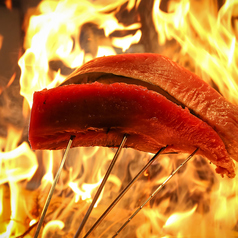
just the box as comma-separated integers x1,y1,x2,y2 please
29,82,235,178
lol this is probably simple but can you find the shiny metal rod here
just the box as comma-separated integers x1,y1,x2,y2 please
34,135,75,238
74,134,128,238
112,147,199,238
83,146,167,238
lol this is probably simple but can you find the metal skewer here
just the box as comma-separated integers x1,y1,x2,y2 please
83,146,168,238
34,135,75,238
112,147,199,238
74,134,128,238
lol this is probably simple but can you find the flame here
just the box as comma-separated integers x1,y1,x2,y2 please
0,142,37,184
112,29,142,52
1,0,238,237
152,0,238,104
163,205,198,235
0,34,3,50
4,0,12,10
19,0,141,108
0,126,38,236
40,220,64,237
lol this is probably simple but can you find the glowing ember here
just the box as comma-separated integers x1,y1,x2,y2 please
0,0,237,237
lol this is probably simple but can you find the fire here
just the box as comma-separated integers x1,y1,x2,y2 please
112,29,142,52
0,0,238,237
163,205,198,235
19,0,141,108
152,0,238,104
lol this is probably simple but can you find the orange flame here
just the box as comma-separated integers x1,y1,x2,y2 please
4,0,12,10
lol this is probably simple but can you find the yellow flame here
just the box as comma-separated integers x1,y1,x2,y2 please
4,126,22,152
112,30,142,52
163,205,198,236
0,123,38,237
41,151,54,184
0,34,3,50
69,179,104,206
164,205,197,227
19,0,142,108
0,142,37,184
96,46,117,58
29,219,37,226
0,187,3,216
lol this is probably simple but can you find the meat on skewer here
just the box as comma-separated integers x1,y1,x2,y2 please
29,54,237,178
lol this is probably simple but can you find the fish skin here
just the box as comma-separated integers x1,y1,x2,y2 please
29,82,235,178
65,53,238,164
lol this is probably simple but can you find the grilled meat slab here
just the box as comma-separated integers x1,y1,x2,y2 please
29,82,235,178
64,53,238,165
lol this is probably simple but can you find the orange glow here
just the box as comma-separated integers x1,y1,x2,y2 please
4,0,12,10
0,187,3,217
